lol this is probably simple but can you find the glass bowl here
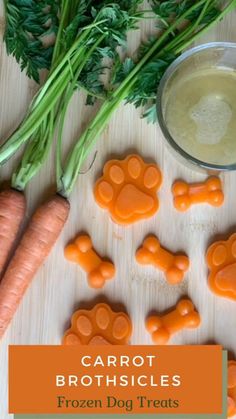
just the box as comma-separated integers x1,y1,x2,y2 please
157,42,236,172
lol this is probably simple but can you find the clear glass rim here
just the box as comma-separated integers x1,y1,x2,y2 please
157,42,236,171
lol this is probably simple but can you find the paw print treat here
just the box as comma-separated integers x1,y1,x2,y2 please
146,299,201,345
64,235,115,289
228,361,236,417
94,154,162,225
136,235,189,284
62,303,132,345
172,177,224,212
207,233,236,301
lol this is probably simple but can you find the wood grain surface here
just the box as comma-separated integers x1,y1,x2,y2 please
0,2,236,417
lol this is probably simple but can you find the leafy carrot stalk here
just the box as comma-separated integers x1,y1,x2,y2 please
0,194,69,339
0,189,26,278
0,1,143,168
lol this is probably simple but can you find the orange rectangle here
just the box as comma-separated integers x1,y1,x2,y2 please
9,345,222,414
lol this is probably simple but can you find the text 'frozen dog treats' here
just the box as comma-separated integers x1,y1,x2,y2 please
136,235,189,284
172,177,224,212
146,299,201,345
62,303,132,345
64,235,115,289
207,233,236,301
94,154,162,225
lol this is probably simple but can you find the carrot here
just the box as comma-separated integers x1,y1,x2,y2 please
0,188,26,278
0,194,70,338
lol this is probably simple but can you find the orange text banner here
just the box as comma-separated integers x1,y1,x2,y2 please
9,345,222,414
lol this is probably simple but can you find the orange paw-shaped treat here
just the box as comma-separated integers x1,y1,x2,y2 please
207,233,236,301
64,235,115,289
146,299,201,345
94,154,162,225
136,235,189,284
228,361,236,417
62,303,132,345
172,177,224,212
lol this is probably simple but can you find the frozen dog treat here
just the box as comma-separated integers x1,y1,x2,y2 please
146,299,201,345
63,303,132,345
207,233,236,301
94,154,162,225
228,361,236,417
65,235,115,289
172,177,224,212
136,235,189,284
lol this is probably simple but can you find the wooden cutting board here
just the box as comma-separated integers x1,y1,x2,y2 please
0,3,236,418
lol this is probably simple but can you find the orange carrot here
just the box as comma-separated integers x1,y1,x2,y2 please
0,194,70,338
0,188,26,277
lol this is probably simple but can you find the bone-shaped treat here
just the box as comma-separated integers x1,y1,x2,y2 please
136,235,189,284
172,177,224,212
64,235,115,289
228,361,236,417
146,299,201,345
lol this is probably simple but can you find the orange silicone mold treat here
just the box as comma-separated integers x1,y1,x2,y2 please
94,154,162,225
64,235,115,289
136,235,189,284
146,299,201,345
62,303,132,345
172,177,224,212
207,233,236,301
228,361,236,417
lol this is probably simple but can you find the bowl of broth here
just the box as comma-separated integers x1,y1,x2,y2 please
157,42,236,171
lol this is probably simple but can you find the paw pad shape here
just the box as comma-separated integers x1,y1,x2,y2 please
172,177,224,212
62,303,132,345
64,235,115,289
146,299,201,345
228,361,236,417
207,233,236,300
94,154,162,225
136,235,189,284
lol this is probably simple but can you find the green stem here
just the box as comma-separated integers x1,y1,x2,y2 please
0,52,84,164
51,0,69,67
32,27,93,108
12,30,106,191
11,0,78,190
173,0,236,54
55,33,106,190
0,17,109,165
